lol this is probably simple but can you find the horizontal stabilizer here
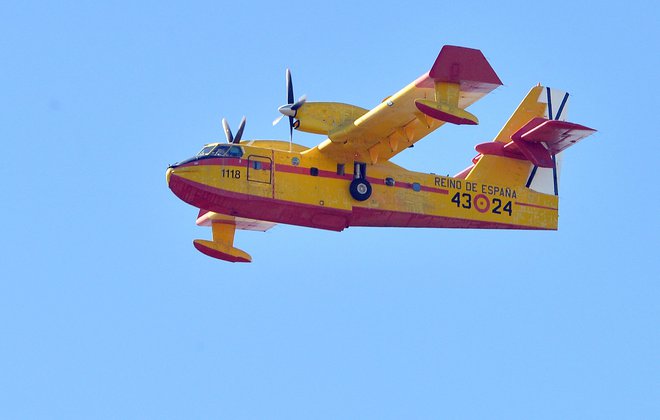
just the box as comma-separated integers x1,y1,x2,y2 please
514,118,596,153
511,118,596,167
475,141,524,160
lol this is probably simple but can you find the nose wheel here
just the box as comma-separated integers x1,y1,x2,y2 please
350,162,372,201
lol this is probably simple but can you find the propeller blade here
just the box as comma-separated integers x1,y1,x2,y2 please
272,114,284,126
222,118,233,144
234,116,246,143
286,68,294,105
279,68,304,150
291,95,307,111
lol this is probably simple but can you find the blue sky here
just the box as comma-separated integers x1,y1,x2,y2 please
1,1,658,418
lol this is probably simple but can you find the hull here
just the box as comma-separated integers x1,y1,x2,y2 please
169,171,548,232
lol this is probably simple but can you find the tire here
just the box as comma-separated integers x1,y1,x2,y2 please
349,178,372,201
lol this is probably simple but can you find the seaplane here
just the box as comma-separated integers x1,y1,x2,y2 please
166,45,596,262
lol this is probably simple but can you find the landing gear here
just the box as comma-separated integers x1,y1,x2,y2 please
350,162,372,201
350,178,372,201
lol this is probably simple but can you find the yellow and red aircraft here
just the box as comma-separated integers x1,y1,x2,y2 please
166,45,596,263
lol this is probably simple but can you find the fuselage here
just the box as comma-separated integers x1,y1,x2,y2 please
166,140,559,232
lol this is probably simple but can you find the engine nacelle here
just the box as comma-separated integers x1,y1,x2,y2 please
294,102,368,135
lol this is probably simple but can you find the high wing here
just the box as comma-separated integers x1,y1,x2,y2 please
307,46,502,164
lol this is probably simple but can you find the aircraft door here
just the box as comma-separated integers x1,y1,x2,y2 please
247,154,273,198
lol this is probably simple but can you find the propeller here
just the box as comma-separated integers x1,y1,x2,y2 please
272,68,306,144
222,116,246,144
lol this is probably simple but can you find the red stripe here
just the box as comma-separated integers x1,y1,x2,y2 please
183,161,479,198
274,164,306,175
421,185,449,194
275,163,449,194
515,201,558,211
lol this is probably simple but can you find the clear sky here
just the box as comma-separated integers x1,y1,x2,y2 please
1,1,658,418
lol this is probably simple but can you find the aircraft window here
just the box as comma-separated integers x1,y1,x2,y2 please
253,161,262,170
210,145,229,156
412,182,421,192
207,145,243,158
227,146,243,157
336,164,345,176
197,145,216,156
194,144,242,159
310,167,319,176
385,177,395,186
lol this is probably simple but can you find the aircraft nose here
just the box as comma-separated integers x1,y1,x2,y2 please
166,167,174,185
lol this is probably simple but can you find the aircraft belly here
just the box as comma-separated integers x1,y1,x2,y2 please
169,163,557,232
349,207,546,230
169,173,350,231
345,173,558,230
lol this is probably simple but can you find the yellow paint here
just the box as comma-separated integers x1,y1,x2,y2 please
211,218,236,245
314,71,491,163
436,82,460,106
294,102,368,135
493,85,547,144
467,155,533,186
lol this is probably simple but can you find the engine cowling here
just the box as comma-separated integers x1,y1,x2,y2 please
294,102,368,135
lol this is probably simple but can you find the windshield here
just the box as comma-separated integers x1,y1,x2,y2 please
197,145,244,158
171,145,244,168
196,145,217,156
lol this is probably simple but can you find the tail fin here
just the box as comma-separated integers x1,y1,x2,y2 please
462,85,595,196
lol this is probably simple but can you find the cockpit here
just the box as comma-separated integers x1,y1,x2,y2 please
169,144,244,168
196,144,244,158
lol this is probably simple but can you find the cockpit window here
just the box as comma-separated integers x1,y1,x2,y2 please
210,145,243,158
211,146,228,157
172,145,244,168
194,145,243,159
197,145,217,156
227,146,243,157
